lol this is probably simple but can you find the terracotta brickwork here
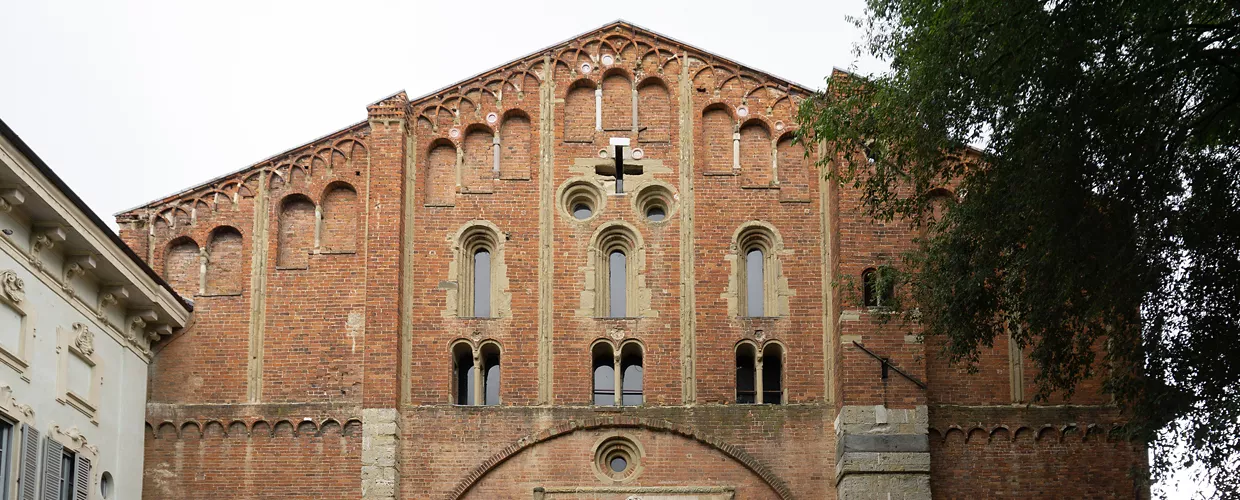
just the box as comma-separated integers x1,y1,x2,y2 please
116,22,1145,499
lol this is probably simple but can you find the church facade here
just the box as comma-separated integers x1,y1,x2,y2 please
116,21,1147,499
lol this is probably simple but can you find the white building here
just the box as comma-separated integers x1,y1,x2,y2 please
0,119,189,500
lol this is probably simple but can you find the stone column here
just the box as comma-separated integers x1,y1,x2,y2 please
835,405,932,500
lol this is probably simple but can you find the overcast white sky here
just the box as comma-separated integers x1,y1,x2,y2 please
0,1,1208,497
0,0,883,223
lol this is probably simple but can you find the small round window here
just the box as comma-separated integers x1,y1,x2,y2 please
573,204,594,220
632,183,676,224
594,435,643,483
558,179,604,222
645,206,665,222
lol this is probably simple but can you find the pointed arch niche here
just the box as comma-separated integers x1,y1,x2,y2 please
499,110,533,180
425,139,458,207
701,104,735,175
564,80,596,143
739,119,773,187
320,182,359,253
164,236,201,297
462,125,495,194
637,78,672,142
276,194,316,268
204,226,243,295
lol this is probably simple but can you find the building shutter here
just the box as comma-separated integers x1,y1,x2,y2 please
73,455,90,500
40,438,62,500
19,424,39,500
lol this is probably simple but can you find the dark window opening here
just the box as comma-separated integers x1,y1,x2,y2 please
736,345,756,404
862,268,894,307
593,345,616,406
646,206,665,222
620,344,644,406
453,344,475,405
59,449,75,500
0,419,10,500
481,344,501,406
762,344,784,405
573,203,593,220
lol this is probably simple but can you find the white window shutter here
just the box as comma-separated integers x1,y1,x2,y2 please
40,438,62,500
73,455,90,500
19,424,39,500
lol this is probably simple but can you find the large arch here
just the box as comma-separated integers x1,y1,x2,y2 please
447,416,794,499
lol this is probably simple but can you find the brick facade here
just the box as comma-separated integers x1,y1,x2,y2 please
118,21,1147,499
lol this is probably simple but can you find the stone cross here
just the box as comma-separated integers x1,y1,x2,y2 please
589,138,644,194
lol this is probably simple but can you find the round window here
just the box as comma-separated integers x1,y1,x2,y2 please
632,183,676,224
646,206,665,222
573,204,593,220
100,471,114,498
593,436,643,483
559,179,604,222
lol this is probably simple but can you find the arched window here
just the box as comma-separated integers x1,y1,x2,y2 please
592,224,641,318
204,227,242,295
736,341,784,404
480,342,501,406
592,341,643,406
762,343,784,405
452,343,475,405
608,251,627,318
736,343,757,404
745,249,765,317
592,343,616,406
473,249,491,318
277,194,316,268
620,343,644,406
457,225,502,318
862,268,894,307
164,237,201,297
736,224,779,318
452,342,500,406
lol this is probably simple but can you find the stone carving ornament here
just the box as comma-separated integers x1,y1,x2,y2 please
72,323,94,356
1,270,24,303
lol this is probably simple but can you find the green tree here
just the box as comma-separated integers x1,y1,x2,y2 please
799,0,1239,495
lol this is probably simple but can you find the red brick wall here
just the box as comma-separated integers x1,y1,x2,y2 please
400,407,832,499
929,431,1147,499
143,414,362,500
119,28,1144,500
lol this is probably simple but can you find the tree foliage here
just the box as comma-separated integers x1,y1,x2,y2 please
798,0,1239,495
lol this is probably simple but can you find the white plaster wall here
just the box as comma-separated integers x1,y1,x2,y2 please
0,250,147,500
